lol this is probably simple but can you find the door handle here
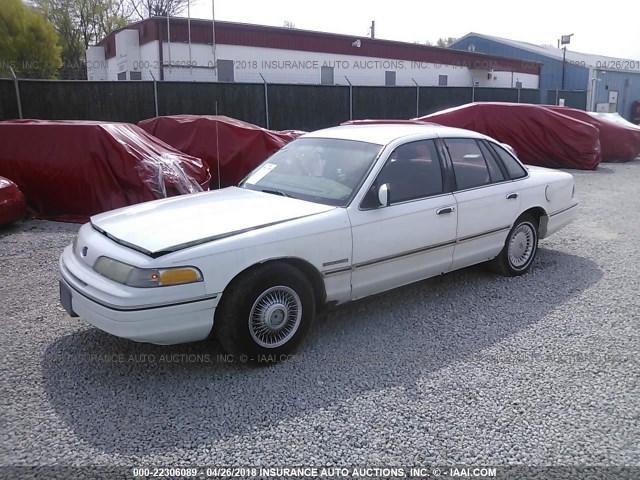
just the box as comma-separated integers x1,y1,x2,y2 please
436,206,456,215
506,193,518,200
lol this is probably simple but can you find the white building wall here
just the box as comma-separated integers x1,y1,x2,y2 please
86,46,107,81
114,30,141,80
89,39,539,88
138,41,162,81
162,43,218,81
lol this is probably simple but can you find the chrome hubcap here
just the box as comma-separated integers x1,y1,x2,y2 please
508,223,535,268
249,286,302,348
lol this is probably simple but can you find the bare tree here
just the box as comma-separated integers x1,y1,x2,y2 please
129,0,190,19
283,20,295,28
436,37,457,47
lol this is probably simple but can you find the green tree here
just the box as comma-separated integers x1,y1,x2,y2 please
0,0,62,78
32,0,131,78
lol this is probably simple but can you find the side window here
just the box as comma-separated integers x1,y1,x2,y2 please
490,143,528,179
444,138,491,190
375,140,443,204
478,142,505,182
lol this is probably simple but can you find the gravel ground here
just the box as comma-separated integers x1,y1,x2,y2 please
1,161,639,477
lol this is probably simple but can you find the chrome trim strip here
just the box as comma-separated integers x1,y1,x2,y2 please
350,225,512,270
322,266,352,277
456,226,511,244
353,239,456,269
549,203,578,217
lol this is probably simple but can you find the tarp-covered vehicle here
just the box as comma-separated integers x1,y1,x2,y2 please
416,103,602,170
544,105,640,162
0,120,210,222
0,176,26,226
138,115,303,188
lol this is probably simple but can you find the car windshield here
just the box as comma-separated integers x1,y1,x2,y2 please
240,137,383,206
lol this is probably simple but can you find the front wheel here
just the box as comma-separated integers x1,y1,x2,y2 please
489,214,539,276
214,263,315,358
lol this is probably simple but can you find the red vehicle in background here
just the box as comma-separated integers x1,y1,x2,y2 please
0,176,26,226
632,100,640,125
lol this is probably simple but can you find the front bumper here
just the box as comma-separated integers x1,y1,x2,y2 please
59,245,220,345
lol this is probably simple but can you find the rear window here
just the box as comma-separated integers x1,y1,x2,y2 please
490,143,528,179
444,138,490,190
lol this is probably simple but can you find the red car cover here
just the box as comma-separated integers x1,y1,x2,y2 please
138,115,304,188
0,120,210,223
416,103,602,170
544,106,640,162
0,176,26,225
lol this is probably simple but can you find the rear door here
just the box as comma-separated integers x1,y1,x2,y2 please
441,137,522,270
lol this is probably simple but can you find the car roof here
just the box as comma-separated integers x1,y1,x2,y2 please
302,123,489,145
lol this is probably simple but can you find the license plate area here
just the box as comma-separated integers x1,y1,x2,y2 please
59,281,78,317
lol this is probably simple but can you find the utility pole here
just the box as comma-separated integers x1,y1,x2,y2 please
560,33,574,91
370,21,375,39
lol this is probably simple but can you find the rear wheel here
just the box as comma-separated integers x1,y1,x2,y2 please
214,263,315,359
489,214,539,276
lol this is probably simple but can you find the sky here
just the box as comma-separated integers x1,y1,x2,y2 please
188,0,640,60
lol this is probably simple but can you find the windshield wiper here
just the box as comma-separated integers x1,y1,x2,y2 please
261,189,294,198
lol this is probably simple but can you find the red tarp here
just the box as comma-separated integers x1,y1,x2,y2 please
416,102,602,170
138,115,304,188
544,106,640,162
0,120,210,223
0,176,26,226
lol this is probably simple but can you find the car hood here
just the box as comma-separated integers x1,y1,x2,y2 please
90,187,335,256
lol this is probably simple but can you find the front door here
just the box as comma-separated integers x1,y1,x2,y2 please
348,139,458,300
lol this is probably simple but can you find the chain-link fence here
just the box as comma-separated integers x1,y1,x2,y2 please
0,77,583,131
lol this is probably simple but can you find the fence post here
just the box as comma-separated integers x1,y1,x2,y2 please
259,73,269,129
345,76,353,120
412,78,419,117
149,71,159,117
9,67,23,119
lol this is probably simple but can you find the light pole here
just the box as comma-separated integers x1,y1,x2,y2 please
560,33,574,90
590,70,605,111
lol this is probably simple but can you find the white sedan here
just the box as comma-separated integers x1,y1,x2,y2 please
59,124,577,356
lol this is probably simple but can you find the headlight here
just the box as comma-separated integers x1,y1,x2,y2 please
93,257,203,287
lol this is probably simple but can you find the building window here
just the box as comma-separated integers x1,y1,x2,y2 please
117,72,127,81
385,71,396,86
217,59,235,82
130,71,142,81
439,75,448,86
321,66,334,85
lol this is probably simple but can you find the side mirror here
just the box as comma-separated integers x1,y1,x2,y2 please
378,183,389,207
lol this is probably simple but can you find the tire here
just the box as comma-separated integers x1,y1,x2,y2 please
489,214,539,276
214,263,315,359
